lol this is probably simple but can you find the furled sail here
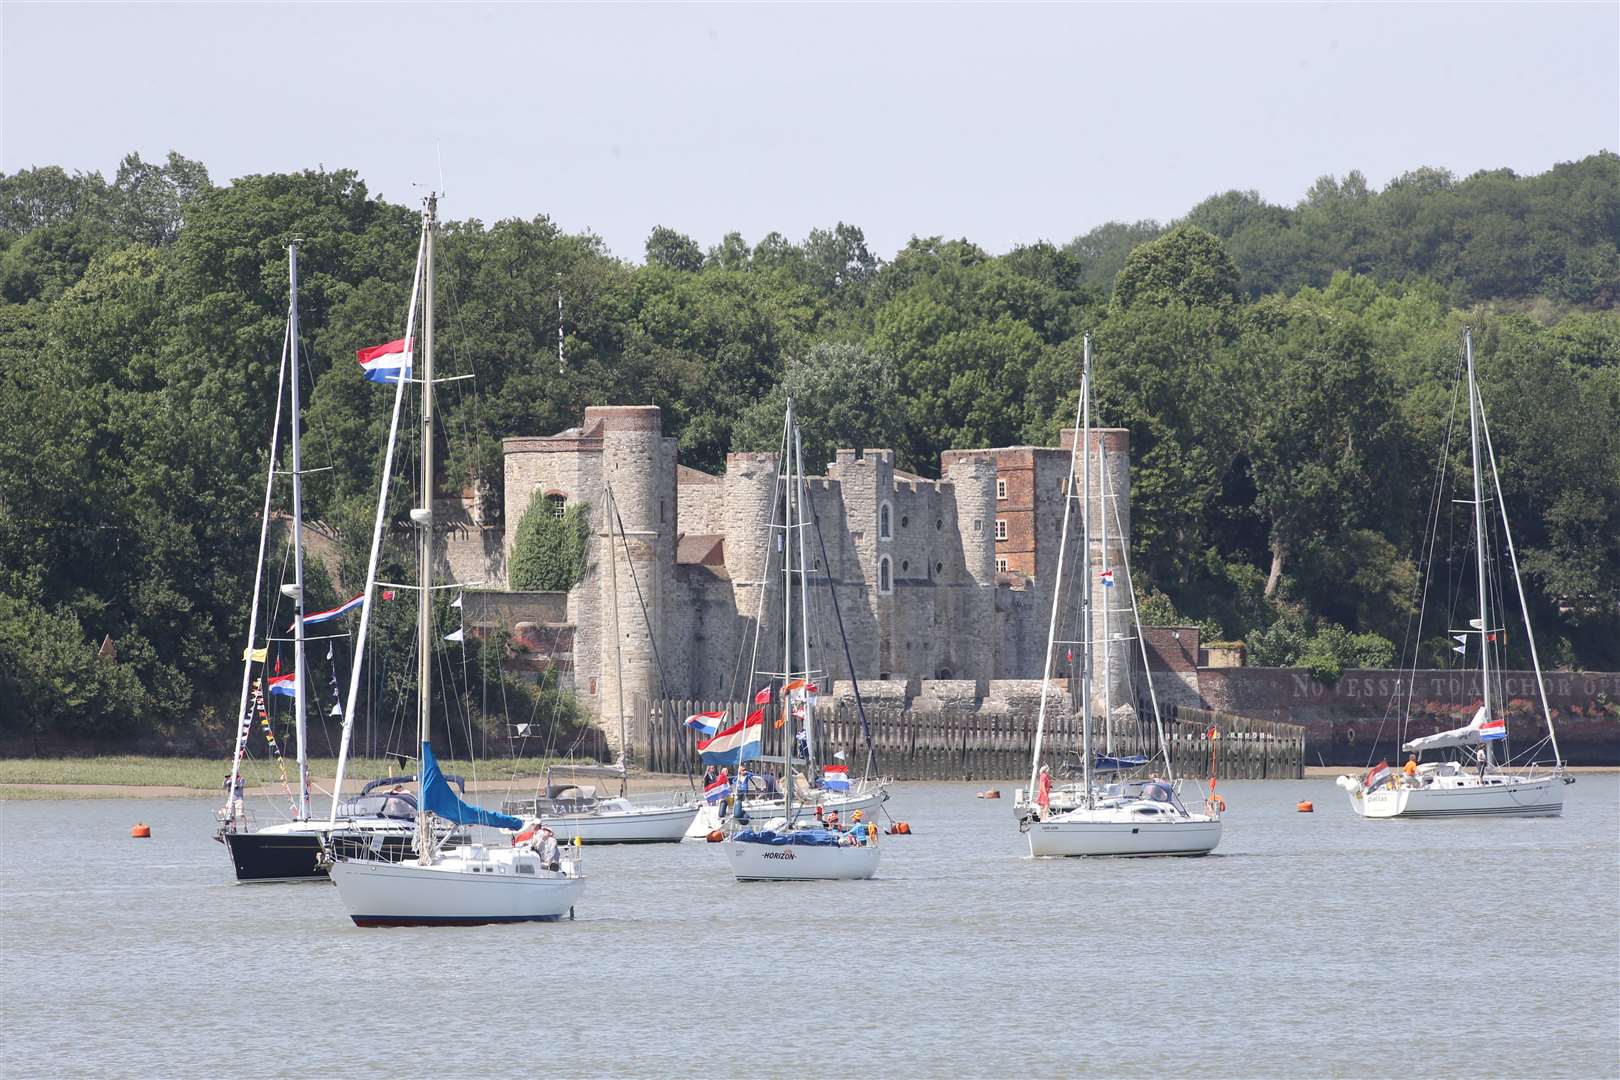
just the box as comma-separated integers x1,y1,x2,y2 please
418,742,523,830
1402,705,1491,753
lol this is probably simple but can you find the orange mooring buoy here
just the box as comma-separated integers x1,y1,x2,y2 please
130,823,151,838
893,821,912,835
1297,801,1314,813
977,789,1001,800
705,829,725,843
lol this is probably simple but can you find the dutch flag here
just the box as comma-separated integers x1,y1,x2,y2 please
1100,569,1115,588
267,672,297,698
297,594,364,628
697,710,764,766
356,338,413,384
685,710,726,737
823,764,850,792
1479,717,1507,742
1363,761,1391,791
704,768,731,803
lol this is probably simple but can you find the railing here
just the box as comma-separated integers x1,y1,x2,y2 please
632,696,1304,781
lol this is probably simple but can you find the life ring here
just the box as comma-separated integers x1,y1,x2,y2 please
1205,794,1226,815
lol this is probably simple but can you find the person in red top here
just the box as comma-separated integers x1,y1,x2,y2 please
1035,765,1053,820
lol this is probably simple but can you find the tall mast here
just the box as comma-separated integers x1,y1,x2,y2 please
1025,334,1089,801
781,397,796,826
606,481,628,797
793,421,818,780
1079,335,1094,804
1465,329,1493,761
414,194,438,856
1099,423,1112,756
287,243,310,821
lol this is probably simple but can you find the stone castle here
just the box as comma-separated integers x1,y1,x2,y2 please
442,405,1137,751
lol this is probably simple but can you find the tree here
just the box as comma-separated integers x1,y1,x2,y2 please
1112,225,1242,312
731,343,906,471
509,499,590,591
644,225,703,272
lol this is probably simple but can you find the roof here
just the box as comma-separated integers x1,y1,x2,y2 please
676,534,726,566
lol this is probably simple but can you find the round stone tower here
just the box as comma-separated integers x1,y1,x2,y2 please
1088,427,1133,729
589,406,665,764
942,450,997,681
722,451,782,681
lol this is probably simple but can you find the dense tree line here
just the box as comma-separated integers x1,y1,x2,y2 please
1,151,1615,746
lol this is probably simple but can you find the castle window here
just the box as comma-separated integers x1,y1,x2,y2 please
935,561,944,575
936,518,943,530
546,494,567,519
900,515,908,529
879,502,892,541
878,556,893,595
995,557,1009,573
901,560,909,573
995,519,1008,541
996,478,1007,500
973,519,983,535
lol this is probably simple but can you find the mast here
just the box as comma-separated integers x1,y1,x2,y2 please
227,323,290,810
287,243,310,821
792,420,818,780
781,397,796,827
1025,334,1089,802
1464,329,1494,763
414,194,438,857
1079,335,1094,804
1099,422,1112,755
606,481,628,797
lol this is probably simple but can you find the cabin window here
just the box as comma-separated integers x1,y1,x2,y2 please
517,863,535,875
995,519,1008,541
996,478,1007,500
879,503,892,541
878,556,892,595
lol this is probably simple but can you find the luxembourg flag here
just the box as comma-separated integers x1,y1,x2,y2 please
1479,717,1507,742
685,710,726,737
1100,569,1115,588
356,338,413,384
1363,761,1392,791
698,710,764,766
823,764,850,792
298,594,363,628
704,768,731,803
267,672,297,698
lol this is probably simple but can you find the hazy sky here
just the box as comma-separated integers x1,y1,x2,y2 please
3,2,1616,261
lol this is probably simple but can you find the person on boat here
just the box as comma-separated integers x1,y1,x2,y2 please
762,769,779,795
527,824,560,870
1035,765,1052,820
824,809,841,831
702,765,717,787
1403,755,1419,781
222,774,246,821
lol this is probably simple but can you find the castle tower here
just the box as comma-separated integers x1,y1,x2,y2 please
720,451,781,692
1073,427,1132,728
941,450,997,681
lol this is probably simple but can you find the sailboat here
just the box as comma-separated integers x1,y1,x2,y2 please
1337,329,1569,819
500,482,701,844
723,397,881,881
325,194,585,925
216,242,446,882
1018,334,1222,858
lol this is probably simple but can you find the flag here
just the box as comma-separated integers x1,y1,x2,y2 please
382,590,396,601
1363,761,1392,791
1207,727,1218,739
703,768,731,804
1487,632,1497,643
782,679,808,695
753,686,771,705
823,764,850,792
1453,644,1466,654
267,672,297,698
1065,647,1072,664
1479,717,1507,742
697,710,764,766
685,710,726,737
300,594,364,628
273,653,282,675
445,628,464,644
833,749,847,761
356,337,412,384
242,646,268,663
1453,634,1468,644
1100,569,1115,588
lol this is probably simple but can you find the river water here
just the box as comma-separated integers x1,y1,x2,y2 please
2,777,1616,1078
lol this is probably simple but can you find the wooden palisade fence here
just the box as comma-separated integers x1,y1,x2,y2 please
632,696,1303,782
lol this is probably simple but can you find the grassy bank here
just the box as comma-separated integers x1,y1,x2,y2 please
0,755,582,790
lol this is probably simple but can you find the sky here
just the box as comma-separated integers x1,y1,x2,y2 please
2,2,1616,262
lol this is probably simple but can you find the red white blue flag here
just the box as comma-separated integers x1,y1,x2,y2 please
1479,717,1507,742
1100,569,1115,588
685,710,725,737
703,768,731,803
356,338,412,384
823,764,850,792
296,594,363,629
267,672,297,698
1363,761,1392,791
698,710,763,766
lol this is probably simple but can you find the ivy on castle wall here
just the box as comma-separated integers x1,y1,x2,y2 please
509,497,590,592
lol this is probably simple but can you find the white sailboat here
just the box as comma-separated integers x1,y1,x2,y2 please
1018,334,1222,858
502,482,700,843
1338,329,1569,819
723,397,882,881
326,194,584,924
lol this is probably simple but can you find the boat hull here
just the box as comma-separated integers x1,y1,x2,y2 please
1026,815,1223,857
686,787,888,837
1347,775,1564,819
542,804,699,844
725,837,881,881
218,824,438,882
328,850,585,926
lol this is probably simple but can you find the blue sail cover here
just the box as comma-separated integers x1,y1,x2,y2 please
1095,754,1150,772
418,741,524,830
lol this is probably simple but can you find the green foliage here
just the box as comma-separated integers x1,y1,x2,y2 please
731,343,906,471
1112,225,1243,312
1246,608,1396,684
509,499,591,591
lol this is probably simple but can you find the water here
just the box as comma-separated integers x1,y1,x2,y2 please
3,777,1617,1078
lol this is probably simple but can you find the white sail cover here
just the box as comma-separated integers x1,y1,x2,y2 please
1403,705,1490,752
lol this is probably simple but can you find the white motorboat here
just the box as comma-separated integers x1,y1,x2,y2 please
1016,334,1222,858
324,194,587,926
1337,330,1570,821
717,398,883,880
541,798,700,843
